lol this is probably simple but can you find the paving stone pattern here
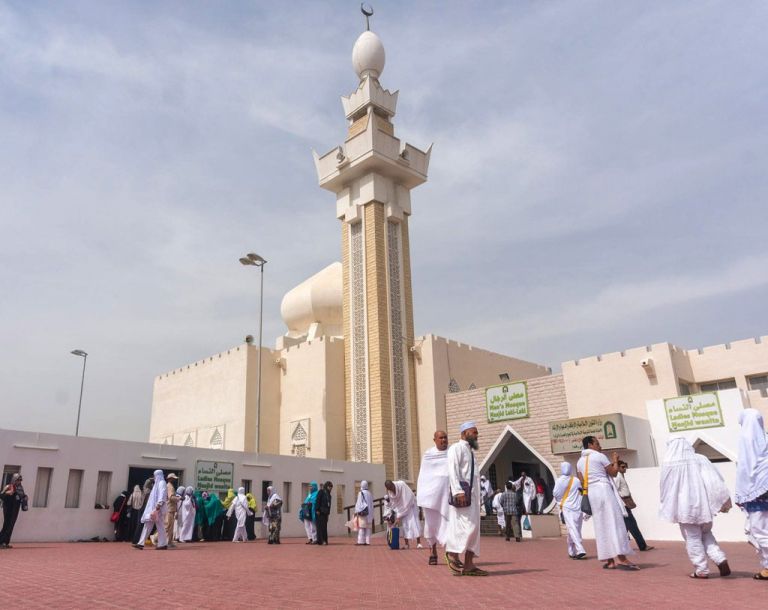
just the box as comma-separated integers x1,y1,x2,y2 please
2,536,765,609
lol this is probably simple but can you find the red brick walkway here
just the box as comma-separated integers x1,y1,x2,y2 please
3,536,765,608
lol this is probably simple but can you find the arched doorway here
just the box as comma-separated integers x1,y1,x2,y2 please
479,425,557,513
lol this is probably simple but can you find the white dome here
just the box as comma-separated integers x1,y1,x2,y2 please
352,30,385,80
280,262,342,338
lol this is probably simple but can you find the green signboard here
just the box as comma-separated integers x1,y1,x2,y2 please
196,460,234,494
486,381,529,423
664,393,724,432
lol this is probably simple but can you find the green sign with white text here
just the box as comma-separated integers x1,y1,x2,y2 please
486,381,529,423
664,393,724,432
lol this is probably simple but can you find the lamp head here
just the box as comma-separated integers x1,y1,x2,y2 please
71,349,88,357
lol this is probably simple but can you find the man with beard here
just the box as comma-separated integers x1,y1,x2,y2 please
445,422,487,576
417,430,450,565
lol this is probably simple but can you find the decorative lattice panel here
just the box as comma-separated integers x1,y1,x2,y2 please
387,220,409,479
350,222,369,462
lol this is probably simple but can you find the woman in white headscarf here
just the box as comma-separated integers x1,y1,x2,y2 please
227,487,252,542
174,487,186,541
659,437,731,578
553,462,587,559
179,486,196,542
355,480,374,545
263,486,283,544
133,470,168,550
735,409,768,580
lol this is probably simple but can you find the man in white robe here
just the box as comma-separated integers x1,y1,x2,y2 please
445,421,487,576
417,430,450,565
659,437,731,578
552,462,586,559
491,489,504,534
384,480,421,549
514,471,536,514
735,408,768,580
133,469,168,550
480,475,493,516
577,436,637,570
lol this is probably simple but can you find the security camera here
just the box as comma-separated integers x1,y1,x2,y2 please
640,358,653,368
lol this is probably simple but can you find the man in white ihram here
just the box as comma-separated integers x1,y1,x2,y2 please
417,430,450,566
445,421,488,576
514,471,536,514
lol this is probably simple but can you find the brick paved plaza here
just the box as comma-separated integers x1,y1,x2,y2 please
4,535,765,609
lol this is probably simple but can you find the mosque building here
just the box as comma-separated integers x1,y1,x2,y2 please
149,23,551,482
148,18,768,544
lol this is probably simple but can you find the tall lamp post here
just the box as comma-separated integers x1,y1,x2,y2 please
70,349,88,436
239,252,267,453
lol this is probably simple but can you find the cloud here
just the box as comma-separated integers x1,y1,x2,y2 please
1,1,766,441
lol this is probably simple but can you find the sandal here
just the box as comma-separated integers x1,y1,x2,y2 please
717,561,731,577
462,567,489,576
616,563,640,571
690,573,708,579
603,562,616,570
428,555,438,566
445,552,462,574
754,572,768,580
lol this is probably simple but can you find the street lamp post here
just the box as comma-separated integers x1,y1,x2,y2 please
70,349,88,436
239,252,267,453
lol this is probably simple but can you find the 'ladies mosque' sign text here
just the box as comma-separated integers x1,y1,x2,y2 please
486,381,529,423
664,393,724,432
196,460,234,494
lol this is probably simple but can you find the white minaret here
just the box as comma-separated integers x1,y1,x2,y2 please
313,23,431,481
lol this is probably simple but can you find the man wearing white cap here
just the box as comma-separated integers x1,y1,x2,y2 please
445,422,487,576
417,430,450,565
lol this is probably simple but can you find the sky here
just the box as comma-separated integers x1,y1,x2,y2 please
1,0,766,442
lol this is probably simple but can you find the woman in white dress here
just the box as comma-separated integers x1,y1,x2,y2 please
227,487,252,542
179,486,196,542
355,480,374,545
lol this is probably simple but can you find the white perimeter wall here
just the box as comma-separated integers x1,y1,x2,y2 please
0,428,384,543
580,462,746,542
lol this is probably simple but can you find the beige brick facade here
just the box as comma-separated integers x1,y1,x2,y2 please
445,375,569,478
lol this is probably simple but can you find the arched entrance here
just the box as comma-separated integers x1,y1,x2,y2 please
480,425,557,513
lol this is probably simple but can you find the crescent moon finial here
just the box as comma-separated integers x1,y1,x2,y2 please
361,3,374,31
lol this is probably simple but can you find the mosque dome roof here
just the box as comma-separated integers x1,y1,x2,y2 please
280,262,342,337
352,30,385,80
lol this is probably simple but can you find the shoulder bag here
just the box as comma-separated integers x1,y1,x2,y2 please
448,450,475,508
580,456,592,516
357,491,369,517
559,475,575,524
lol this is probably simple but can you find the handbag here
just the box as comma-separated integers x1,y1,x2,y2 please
357,492,370,516
110,511,120,523
623,496,637,510
21,495,29,512
580,455,592,516
522,515,531,531
448,450,475,507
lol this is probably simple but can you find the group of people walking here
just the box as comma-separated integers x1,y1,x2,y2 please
550,408,768,580
110,470,283,550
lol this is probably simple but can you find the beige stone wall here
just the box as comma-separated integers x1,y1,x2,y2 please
150,344,280,453
415,334,551,459
445,375,569,476
278,337,345,460
563,336,768,422
563,343,679,421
